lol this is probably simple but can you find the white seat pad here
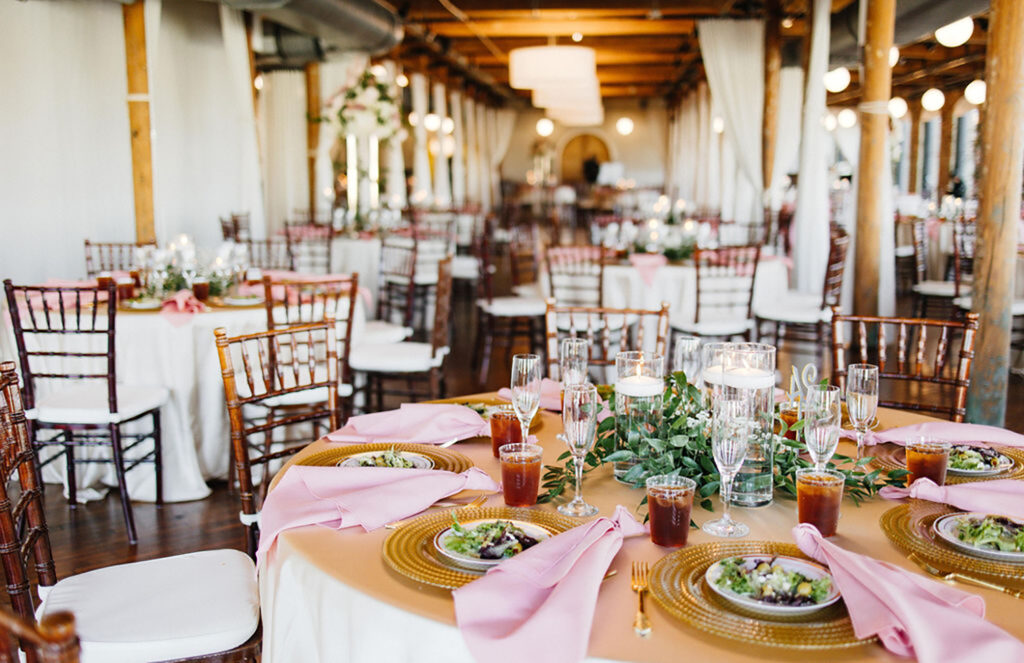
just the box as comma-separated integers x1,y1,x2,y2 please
671,317,753,337
38,549,259,663
479,297,547,317
350,342,447,373
358,320,412,345
27,382,167,425
894,245,915,258
913,281,970,297
754,291,830,324
451,255,480,280
512,282,545,299
954,296,1024,315
235,366,351,404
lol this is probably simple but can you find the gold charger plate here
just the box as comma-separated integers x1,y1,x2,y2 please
208,295,265,309
382,506,577,590
453,398,541,431
298,443,473,474
870,443,1024,484
880,502,1024,586
648,541,874,651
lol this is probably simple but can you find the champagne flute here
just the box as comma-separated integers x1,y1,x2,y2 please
803,385,841,471
558,383,600,517
510,354,542,444
672,335,702,385
702,398,752,538
560,337,589,387
847,364,879,455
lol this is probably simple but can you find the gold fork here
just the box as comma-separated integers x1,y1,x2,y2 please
631,561,652,638
384,494,488,530
908,553,1024,599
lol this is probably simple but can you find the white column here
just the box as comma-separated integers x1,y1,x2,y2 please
383,60,407,210
463,95,480,206
450,89,466,207
476,102,492,210
431,81,452,208
410,72,432,207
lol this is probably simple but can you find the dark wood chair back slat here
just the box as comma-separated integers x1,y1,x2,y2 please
83,240,155,278
244,237,294,272
284,223,333,275
911,220,928,285
822,231,850,309
431,257,455,356
219,213,251,242
693,245,761,324
377,237,418,327
509,225,541,288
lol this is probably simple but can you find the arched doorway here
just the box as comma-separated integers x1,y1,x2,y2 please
560,134,611,184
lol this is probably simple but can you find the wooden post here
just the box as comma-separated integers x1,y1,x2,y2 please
907,97,922,194
853,0,896,317
937,89,963,197
966,0,1024,425
762,0,781,192
245,14,259,115
305,62,321,220
122,1,155,244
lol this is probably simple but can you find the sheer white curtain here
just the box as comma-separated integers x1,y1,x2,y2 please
383,60,407,210
720,130,737,222
698,19,764,224
792,0,831,294
432,81,453,208
450,90,466,207
706,98,722,211
260,70,306,233
463,96,480,206
769,67,804,207
695,83,711,208
319,55,369,218
475,103,492,210
675,95,697,202
0,0,134,284
665,108,679,199
488,108,517,208
410,73,432,206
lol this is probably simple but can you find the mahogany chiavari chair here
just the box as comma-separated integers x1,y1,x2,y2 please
244,237,294,272
543,299,670,380
912,219,973,319
3,280,166,545
82,239,155,278
0,362,260,662
376,235,418,329
509,224,545,299
0,607,78,663
544,245,612,307
830,309,980,422
219,212,251,242
284,222,333,274
671,244,761,341
215,320,340,555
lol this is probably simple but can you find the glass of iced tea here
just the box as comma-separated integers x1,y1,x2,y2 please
778,402,800,440
191,276,210,301
96,272,115,291
905,439,951,486
796,468,844,537
115,278,135,303
646,475,696,547
499,443,542,507
488,404,522,458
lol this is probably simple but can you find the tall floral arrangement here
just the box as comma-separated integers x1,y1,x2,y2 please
326,68,401,139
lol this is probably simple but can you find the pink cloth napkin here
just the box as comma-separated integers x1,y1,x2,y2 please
926,217,942,242
793,523,1024,662
256,465,499,569
238,270,372,308
160,289,207,326
628,253,668,286
326,403,490,444
842,421,1024,449
453,506,647,663
498,378,563,412
880,478,1024,521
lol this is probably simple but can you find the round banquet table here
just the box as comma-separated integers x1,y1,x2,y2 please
258,398,1024,662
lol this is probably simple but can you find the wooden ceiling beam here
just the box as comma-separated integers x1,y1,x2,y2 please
477,64,681,84
468,50,689,67
402,0,723,15
441,35,694,53
419,18,697,38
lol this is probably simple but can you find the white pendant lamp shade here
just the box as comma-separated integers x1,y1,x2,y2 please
509,46,597,89
964,79,986,105
548,105,604,127
531,80,601,109
888,96,908,119
935,17,974,48
921,87,945,112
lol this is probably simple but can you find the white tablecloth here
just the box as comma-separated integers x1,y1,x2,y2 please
330,237,381,309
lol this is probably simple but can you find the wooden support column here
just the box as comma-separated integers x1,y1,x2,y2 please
966,0,1024,425
122,1,155,244
853,0,896,317
762,0,782,192
305,62,320,220
937,89,963,197
907,97,922,194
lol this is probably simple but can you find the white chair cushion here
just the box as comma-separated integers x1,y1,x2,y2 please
671,317,754,337
913,281,970,297
350,342,448,373
37,549,259,663
954,296,1024,315
894,245,915,258
262,383,354,407
478,297,547,317
25,382,168,425
359,320,412,345
512,282,545,299
451,255,480,280
754,291,830,324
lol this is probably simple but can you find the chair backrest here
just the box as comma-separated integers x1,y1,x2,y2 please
214,321,340,553
911,220,928,284
219,213,251,242
431,257,454,357
474,216,498,305
0,362,60,627
3,281,118,415
543,299,670,378
692,245,761,324
545,245,610,307
244,237,294,271
377,235,417,325
83,240,154,278
509,225,541,287
284,223,333,274
951,220,975,297
830,309,979,422
411,211,456,248
821,230,851,309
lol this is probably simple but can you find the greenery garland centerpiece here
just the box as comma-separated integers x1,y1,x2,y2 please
538,371,908,513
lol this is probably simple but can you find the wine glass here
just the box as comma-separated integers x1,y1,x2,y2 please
803,385,841,471
510,354,542,444
703,398,752,538
846,364,879,455
560,337,589,387
672,335,701,384
558,383,600,517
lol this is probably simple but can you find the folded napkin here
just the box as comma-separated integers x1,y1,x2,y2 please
880,478,1024,521
238,270,372,307
326,403,490,444
453,506,646,663
498,378,563,412
256,465,499,569
628,253,667,285
793,523,1024,662
842,421,1024,449
160,289,207,326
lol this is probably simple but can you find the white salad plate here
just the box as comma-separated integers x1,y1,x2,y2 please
124,298,163,310
946,446,1015,477
433,519,551,572
932,512,1024,564
337,450,434,470
222,295,264,307
704,555,842,617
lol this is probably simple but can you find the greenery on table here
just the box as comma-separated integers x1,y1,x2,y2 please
538,371,909,512
661,241,695,262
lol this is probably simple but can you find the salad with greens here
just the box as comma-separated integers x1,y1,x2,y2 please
714,557,833,606
356,447,415,469
949,445,1009,472
443,516,541,560
953,515,1024,553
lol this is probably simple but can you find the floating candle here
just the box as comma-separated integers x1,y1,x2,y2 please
723,367,775,390
615,374,663,398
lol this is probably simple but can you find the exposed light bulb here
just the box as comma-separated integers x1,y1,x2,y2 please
536,118,554,136
712,116,725,134
964,79,986,105
615,117,634,136
823,112,838,132
921,87,945,112
396,73,409,88
935,16,974,48
423,113,442,132
781,17,794,29
823,67,851,93
837,108,857,128
889,46,899,67
441,117,455,134
369,64,388,79
571,32,583,43
888,96,908,119
253,74,264,91
408,111,419,126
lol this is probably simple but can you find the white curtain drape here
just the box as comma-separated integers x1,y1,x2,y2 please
319,55,369,218
698,19,765,223
431,81,453,208
720,130,737,222
463,96,480,206
707,99,723,211
695,83,711,208
382,60,407,210
450,90,466,207
475,103,492,210
665,109,678,200
410,73,432,207
487,108,517,208
0,0,134,284
792,0,832,294
769,67,804,208
675,94,698,203
260,70,306,233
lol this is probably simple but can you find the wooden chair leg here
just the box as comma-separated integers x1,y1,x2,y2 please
152,410,163,506
64,437,77,508
109,424,138,545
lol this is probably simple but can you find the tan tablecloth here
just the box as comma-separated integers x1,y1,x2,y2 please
259,400,1024,662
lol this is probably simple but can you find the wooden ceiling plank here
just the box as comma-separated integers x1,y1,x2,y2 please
420,18,696,38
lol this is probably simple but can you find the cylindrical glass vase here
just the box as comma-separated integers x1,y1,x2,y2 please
721,343,776,507
613,351,664,483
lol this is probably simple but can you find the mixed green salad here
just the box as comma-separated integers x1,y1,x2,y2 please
949,445,1008,472
954,515,1024,553
356,447,415,468
714,557,833,606
443,516,541,560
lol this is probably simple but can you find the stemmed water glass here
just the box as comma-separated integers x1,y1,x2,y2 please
803,385,841,471
673,335,702,385
560,338,589,387
846,364,879,455
703,398,752,538
510,354,542,444
558,383,600,517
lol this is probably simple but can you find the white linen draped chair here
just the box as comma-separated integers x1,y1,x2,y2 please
0,362,261,663
669,245,761,340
